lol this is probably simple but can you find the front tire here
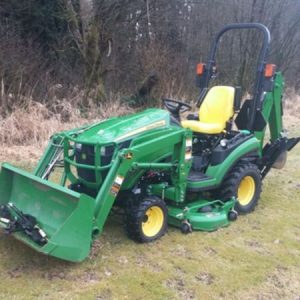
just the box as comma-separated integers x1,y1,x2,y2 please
220,162,262,214
125,196,168,243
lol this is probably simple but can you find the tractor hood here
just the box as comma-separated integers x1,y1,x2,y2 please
71,109,171,144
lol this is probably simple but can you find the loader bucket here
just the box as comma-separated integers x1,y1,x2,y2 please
0,163,95,262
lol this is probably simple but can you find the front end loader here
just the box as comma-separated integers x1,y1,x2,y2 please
0,23,299,262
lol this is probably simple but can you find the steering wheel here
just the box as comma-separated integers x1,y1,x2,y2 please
162,99,192,117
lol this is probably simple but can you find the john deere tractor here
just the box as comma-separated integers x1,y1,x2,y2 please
0,23,299,262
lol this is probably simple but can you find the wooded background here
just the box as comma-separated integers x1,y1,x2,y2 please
0,0,300,115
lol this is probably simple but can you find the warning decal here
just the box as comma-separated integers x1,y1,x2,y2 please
110,175,124,196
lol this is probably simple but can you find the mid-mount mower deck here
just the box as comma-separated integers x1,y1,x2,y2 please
0,23,299,262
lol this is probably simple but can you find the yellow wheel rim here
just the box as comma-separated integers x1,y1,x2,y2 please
142,206,164,237
238,176,256,206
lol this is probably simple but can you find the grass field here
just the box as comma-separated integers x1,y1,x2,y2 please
0,122,299,299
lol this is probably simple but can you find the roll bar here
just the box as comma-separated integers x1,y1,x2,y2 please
197,23,271,131
208,23,270,70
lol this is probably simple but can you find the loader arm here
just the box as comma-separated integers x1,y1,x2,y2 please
0,127,192,262
93,128,193,233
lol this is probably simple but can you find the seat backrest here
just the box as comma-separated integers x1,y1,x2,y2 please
199,86,235,126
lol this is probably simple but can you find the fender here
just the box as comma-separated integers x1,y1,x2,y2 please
187,136,260,191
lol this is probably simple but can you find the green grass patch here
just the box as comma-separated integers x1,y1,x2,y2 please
0,142,299,299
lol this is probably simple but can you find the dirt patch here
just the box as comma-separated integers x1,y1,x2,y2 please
195,272,215,285
203,246,217,255
236,265,300,299
95,288,113,300
165,278,196,299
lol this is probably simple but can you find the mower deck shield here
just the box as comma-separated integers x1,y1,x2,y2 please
0,163,95,262
167,199,235,231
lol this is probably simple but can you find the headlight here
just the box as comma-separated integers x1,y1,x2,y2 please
100,146,106,155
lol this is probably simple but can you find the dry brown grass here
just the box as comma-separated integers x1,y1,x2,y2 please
282,88,300,132
0,91,299,164
0,99,133,145
0,94,133,163
284,88,300,115
0,102,75,146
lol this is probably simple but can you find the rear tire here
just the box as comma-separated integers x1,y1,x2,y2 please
220,162,262,214
125,196,168,243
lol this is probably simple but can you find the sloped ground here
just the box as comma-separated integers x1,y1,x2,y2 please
0,115,299,299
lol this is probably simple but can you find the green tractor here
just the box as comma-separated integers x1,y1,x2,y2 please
0,23,299,262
